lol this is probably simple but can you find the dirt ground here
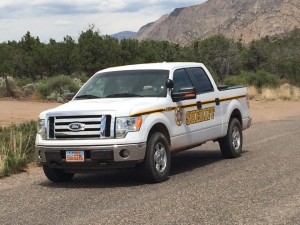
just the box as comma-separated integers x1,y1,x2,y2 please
0,99,299,126
0,99,60,126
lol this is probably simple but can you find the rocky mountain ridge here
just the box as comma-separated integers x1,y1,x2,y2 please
136,0,300,45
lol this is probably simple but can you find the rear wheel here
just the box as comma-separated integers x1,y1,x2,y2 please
219,118,243,158
43,165,74,182
140,132,171,183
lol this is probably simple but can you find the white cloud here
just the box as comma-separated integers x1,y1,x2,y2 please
54,20,73,26
0,0,207,42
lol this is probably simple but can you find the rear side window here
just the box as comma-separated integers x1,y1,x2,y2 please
173,69,193,92
189,67,214,93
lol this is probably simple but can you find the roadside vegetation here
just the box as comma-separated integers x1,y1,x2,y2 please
0,26,299,101
0,121,36,177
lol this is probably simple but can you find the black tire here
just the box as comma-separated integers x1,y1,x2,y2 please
219,118,243,158
43,165,74,182
140,132,171,183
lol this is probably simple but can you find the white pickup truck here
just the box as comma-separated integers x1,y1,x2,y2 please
36,62,251,183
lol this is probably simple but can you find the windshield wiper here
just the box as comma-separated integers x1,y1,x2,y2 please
105,93,142,98
75,94,100,99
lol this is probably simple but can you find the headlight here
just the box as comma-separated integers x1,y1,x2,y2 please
37,119,46,139
115,117,142,138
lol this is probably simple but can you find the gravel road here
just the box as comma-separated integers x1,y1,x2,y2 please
1,116,300,225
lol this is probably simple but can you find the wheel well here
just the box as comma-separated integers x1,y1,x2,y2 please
230,109,242,126
148,123,171,146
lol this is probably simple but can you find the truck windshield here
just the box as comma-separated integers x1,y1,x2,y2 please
75,70,169,99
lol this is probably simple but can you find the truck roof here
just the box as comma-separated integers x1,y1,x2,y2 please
98,62,204,73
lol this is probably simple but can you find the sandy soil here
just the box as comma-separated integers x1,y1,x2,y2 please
0,99,60,126
0,99,299,126
250,100,300,123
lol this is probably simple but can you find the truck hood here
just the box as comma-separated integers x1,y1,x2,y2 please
39,98,161,118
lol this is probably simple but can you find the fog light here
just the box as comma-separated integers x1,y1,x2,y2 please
119,149,130,158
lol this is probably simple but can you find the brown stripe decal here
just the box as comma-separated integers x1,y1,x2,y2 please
130,95,246,117
219,95,246,102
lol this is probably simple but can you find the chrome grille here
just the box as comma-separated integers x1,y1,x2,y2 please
50,115,111,139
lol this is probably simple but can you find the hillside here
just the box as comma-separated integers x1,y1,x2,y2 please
136,0,300,45
111,31,136,40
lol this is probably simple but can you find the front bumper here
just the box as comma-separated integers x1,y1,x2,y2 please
242,117,252,130
35,143,146,170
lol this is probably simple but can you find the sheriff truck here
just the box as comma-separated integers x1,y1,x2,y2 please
36,62,252,183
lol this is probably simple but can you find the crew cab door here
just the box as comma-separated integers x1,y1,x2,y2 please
185,67,222,144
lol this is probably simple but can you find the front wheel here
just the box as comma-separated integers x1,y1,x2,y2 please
219,118,243,158
140,132,171,183
43,165,74,182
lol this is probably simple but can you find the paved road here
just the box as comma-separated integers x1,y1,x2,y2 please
1,116,300,225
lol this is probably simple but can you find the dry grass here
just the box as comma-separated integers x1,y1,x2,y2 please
0,155,6,177
291,86,300,101
250,84,300,101
0,121,36,177
247,86,258,100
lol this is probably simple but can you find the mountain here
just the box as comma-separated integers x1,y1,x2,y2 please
111,31,136,40
136,0,300,45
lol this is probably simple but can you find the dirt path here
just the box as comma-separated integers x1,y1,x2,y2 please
0,99,299,126
250,100,300,123
0,100,60,126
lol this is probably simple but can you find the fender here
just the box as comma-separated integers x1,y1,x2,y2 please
221,99,243,136
140,112,172,143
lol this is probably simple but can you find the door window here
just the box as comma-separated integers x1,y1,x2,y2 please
173,69,193,92
189,67,214,93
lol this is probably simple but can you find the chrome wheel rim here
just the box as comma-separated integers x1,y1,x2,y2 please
153,142,167,173
232,126,241,151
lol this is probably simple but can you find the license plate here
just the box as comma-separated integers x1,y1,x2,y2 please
66,151,85,162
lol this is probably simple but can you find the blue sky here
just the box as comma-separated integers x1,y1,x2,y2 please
0,0,207,42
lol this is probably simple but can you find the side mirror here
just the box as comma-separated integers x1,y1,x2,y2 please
171,87,196,102
166,79,174,89
66,93,76,101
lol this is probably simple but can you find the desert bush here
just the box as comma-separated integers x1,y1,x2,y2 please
15,77,35,87
223,76,245,87
0,76,22,98
247,86,258,100
261,87,278,100
70,73,90,83
37,75,82,101
224,71,280,90
255,84,300,101
0,77,5,97
21,83,38,97
291,86,300,101
278,84,292,100
0,121,36,177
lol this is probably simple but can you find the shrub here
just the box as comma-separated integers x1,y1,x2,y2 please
15,77,35,87
247,86,258,100
37,75,82,101
22,83,38,97
245,71,280,89
0,76,22,98
70,73,90,83
0,121,37,177
223,76,245,87
224,71,280,89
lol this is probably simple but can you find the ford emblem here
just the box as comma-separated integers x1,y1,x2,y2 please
68,123,85,131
